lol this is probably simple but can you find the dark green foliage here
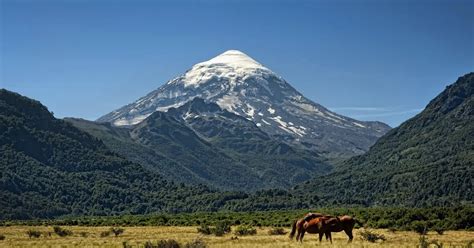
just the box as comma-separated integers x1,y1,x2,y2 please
0,89,249,220
291,73,474,207
213,221,232,236
268,227,287,235
434,227,445,235
197,221,231,236
53,226,73,237
359,229,386,242
5,207,472,231
234,225,257,236
26,229,41,238
110,227,124,237
412,221,428,235
197,223,212,235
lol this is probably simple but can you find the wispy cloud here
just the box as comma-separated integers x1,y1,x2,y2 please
350,108,424,118
330,107,388,111
329,106,424,118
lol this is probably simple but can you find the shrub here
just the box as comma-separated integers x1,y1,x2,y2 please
197,223,212,235
235,225,257,236
0,234,5,240
411,221,428,235
434,227,445,235
184,238,207,248
268,227,287,235
53,226,73,237
198,221,231,236
26,229,41,238
110,227,124,237
100,230,111,237
359,229,386,242
213,221,231,236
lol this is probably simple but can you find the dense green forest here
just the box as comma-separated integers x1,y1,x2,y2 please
0,89,246,220
3,207,473,231
290,73,474,206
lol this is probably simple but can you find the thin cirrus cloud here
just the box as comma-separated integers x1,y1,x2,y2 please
329,106,424,120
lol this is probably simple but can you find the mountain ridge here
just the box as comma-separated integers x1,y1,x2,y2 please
69,97,331,191
97,50,391,156
289,72,474,206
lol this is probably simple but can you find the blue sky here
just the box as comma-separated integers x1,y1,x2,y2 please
1,0,473,127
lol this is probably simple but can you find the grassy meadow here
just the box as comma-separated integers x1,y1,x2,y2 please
0,225,473,248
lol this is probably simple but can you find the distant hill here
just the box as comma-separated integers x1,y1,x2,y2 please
288,73,474,207
0,89,247,220
67,98,330,191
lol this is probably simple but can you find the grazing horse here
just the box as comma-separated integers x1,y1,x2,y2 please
289,213,331,242
290,213,362,243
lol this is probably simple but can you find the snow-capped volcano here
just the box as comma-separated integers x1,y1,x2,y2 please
98,50,390,156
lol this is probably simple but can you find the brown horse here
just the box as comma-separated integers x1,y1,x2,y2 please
290,214,362,243
289,213,331,242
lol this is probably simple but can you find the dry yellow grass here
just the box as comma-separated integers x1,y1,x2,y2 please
0,226,472,248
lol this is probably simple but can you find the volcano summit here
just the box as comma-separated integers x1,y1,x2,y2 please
98,50,390,156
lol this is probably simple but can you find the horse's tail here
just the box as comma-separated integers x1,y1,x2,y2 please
354,218,364,228
289,220,297,240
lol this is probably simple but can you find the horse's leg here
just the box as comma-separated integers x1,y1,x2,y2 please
327,232,332,244
344,229,353,242
299,230,305,243
318,232,323,242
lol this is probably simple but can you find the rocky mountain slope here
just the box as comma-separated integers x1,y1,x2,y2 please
98,50,390,156
68,98,330,191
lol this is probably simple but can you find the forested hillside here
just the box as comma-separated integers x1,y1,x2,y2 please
0,89,247,219
289,73,474,207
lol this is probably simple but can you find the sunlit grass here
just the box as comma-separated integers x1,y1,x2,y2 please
0,226,472,247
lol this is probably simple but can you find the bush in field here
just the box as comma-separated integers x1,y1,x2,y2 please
234,225,257,236
53,226,73,237
411,221,428,235
268,227,287,235
110,227,124,237
184,238,207,248
0,234,5,240
359,229,386,242
434,227,445,235
197,223,212,235
26,229,41,238
100,230,111,237
213,221,231,236
79,231,88,237
198,221,231,236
